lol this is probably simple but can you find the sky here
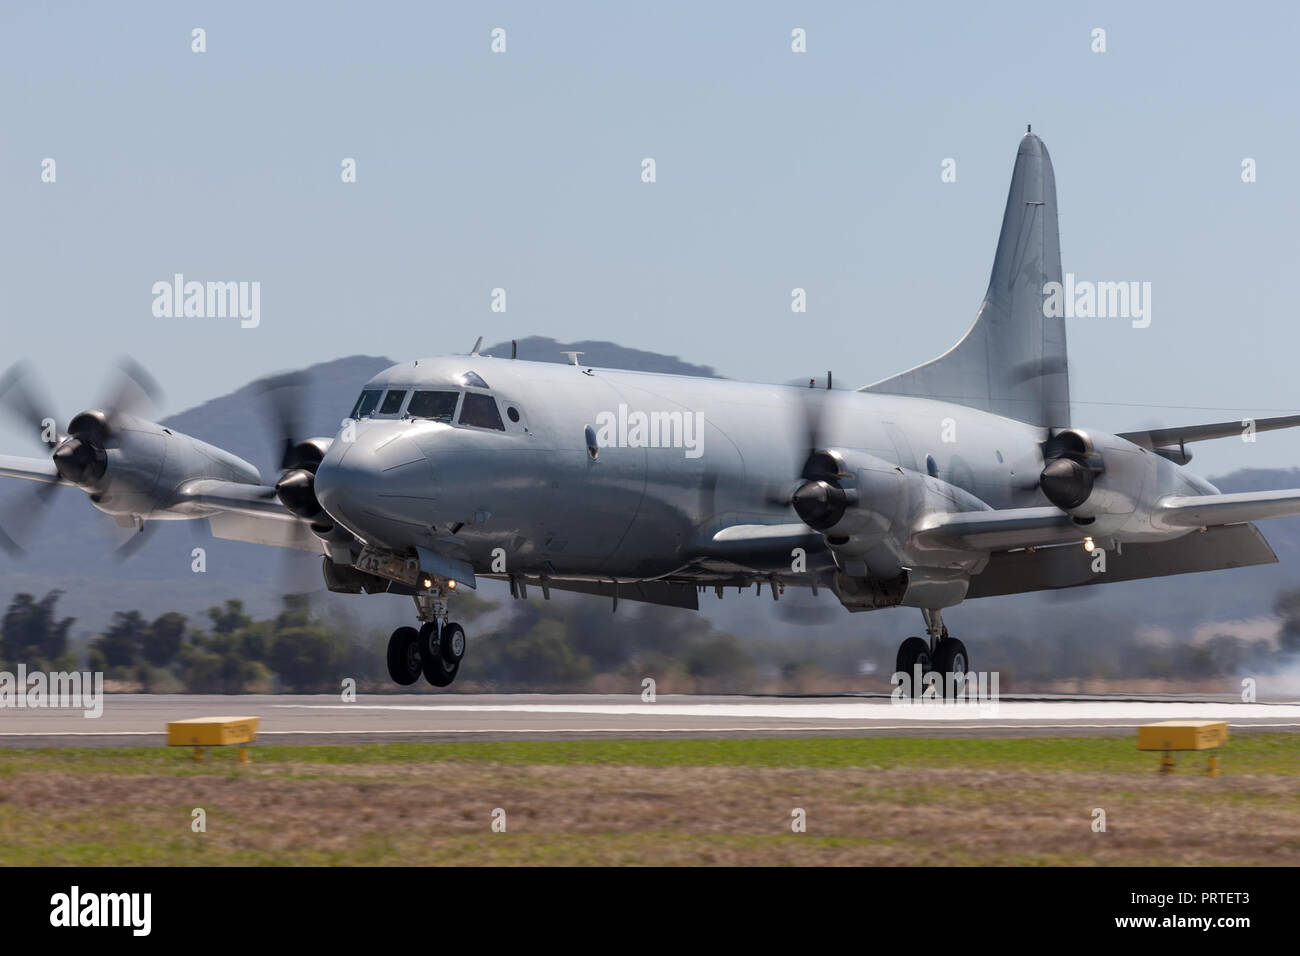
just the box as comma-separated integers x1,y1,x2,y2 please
2,1,1298,477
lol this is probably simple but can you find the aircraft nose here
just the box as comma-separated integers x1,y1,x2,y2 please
314,424,438,544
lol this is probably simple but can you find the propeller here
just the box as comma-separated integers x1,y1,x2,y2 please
253,370,337,595
764,376,861,532
255,369,333,531
113,521,159,562
0,361,65,450
0,358,163,557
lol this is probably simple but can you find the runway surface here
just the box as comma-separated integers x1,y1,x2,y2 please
3,692,1300,745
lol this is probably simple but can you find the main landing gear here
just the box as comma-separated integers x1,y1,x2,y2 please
894,608,969,699
385,582,467,688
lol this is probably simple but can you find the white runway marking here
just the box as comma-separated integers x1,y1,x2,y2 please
6,722,1300,738
271,701,1300,722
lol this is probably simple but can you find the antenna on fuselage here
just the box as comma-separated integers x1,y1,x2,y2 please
827,370,832,390
562,351,584,367
469,336,483,357
511,340,517,359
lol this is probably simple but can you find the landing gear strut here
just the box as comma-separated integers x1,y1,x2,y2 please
893,609,969,699
385,579,467,688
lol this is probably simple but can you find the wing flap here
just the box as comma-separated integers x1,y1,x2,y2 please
178,478,323,553
206,511,322,553
967,522,1276,598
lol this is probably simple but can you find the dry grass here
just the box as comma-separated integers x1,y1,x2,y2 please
2,737,1297,865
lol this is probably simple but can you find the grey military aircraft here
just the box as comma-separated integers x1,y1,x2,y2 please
4,130,1300,691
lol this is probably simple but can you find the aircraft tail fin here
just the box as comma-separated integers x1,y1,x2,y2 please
862,130,1070,428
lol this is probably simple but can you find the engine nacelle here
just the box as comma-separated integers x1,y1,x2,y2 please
791,449,905,540
1039,428,1155,534
275,438,335,524
55,412,262,520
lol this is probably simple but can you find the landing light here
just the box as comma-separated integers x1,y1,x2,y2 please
1083,536,1095,553
421,576,434,589
448,579,457,590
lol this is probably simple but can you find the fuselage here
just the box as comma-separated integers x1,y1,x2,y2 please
312,355,1219,586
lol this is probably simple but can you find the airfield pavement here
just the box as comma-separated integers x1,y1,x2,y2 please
2,692,1299,746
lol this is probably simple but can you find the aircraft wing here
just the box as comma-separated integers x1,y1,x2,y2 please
1118,414,1300,449
176,479,325,553
1153,489,1300,528
914,507,1082,551
0,454,66,485
919,487,1300,553
176,478,288,517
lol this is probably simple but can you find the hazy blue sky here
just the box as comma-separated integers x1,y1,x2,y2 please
2,1,1298,476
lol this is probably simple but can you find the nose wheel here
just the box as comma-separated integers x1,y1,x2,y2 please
418,620,465,687
385,626,423,686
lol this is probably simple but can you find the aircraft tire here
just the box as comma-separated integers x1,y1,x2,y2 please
420,621,460,687
933,637,970,699
386,626,422,686
895,637,930,698
440,623,466,664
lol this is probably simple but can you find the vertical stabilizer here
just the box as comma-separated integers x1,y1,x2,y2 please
863,131,1070,427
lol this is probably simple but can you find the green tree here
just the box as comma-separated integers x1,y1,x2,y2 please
270,625,346,692
0,591,74,666
266,594,347,692
142,612,186,668
207,599,252,635
92,610,148,669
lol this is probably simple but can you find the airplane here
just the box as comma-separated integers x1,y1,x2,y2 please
4,128,1300,693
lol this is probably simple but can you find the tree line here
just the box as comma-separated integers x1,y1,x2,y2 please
2,581,1298,694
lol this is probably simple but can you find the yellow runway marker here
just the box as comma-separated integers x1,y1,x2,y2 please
1137,720,1227,775
167,716,260,763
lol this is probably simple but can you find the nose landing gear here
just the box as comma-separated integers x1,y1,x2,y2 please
385,626,423,686
418,620,465,687
384,580,467,688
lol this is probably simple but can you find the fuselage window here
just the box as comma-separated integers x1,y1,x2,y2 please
460,371,489,389
379,389,408,415
506,406,521,423
350,389,382,419
458,392,505,431
407,390,459,423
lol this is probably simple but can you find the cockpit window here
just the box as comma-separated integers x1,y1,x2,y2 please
350,389,382,419
379,389,408,415
460,370,489,389
407,390,459,423
458,392,505,431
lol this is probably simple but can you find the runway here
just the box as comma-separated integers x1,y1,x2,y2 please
3,692,1300,745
